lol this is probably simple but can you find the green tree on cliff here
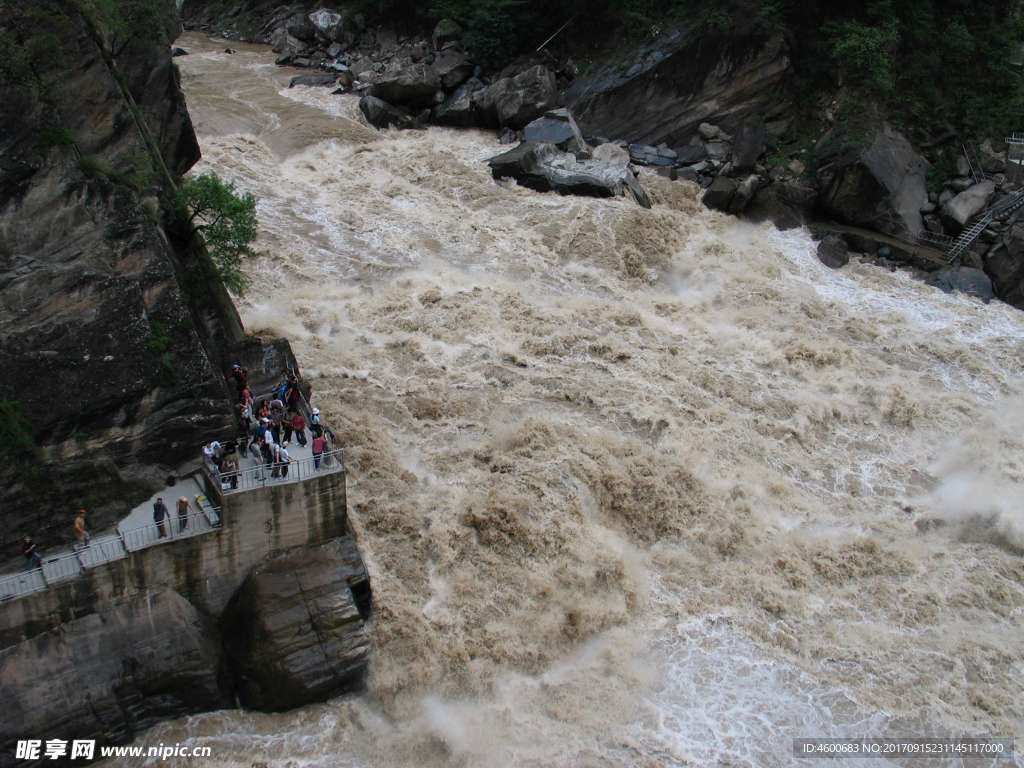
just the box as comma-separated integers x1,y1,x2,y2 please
177,173,258,295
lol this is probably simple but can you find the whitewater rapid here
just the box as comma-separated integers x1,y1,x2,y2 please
123,34,1024,767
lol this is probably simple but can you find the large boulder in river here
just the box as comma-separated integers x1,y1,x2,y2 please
941,180,995,230
360,95,413,129
816,234,850,269
927,266,994,302
433,78,484,127
523,108,588,154
369,62,442,109
489,142,651,208
984,222,1024,309
221,541,371,711
731,116,768,172
817,126,929,238
431,48,474,90
474,65,558,129
702,176,739,212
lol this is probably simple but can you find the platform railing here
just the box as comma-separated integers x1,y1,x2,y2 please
0,506,222,603
217,448,344,494
119,509,221,552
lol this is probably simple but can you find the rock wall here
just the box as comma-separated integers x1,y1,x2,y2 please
0,470,371,766
0,2,293,559
563,25,791,147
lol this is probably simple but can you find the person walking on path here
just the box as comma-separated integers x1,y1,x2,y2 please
177,497,190,533
73,509,90,550
312,431,326,470
21,536,42,570
292,411,307,447
153,497,169,539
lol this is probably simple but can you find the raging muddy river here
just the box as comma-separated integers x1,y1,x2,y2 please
131,33,1024,767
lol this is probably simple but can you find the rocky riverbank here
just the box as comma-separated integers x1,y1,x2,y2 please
181,1,1024,310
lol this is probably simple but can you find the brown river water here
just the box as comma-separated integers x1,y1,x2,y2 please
111,33,1024,767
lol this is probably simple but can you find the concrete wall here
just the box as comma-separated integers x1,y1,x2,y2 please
0,469,348,649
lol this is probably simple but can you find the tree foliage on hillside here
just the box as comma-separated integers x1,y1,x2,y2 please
176,173,258,295
347,0,1023,139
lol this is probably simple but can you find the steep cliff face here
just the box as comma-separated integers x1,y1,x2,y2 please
0,589,227,758
0,2,247,556
564,24,791,147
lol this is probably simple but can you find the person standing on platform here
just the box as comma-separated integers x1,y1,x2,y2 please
153,497,169,539
177,497,190,533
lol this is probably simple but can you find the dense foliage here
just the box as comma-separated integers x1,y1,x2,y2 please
348,0,1024,140
176,173,258,294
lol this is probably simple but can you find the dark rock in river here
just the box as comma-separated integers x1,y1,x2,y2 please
674,144,708,165
172,47,189,57
473,65,558,129
432,78,484,127
702,176,739,212
221,541,371,711
731,116,768,172
431,48,473,90
985,222,1024,309
360,95,413,129
927,266,994,302
816,126,929,238
369,62,442,109
816,234,850,269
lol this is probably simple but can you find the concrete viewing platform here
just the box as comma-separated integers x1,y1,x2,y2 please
0,389,343,606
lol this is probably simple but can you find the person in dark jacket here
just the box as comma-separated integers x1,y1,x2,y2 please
153,497,169,538
21,537,42,570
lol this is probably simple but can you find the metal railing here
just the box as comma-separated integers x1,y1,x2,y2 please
0,506,221,603
119,510,221,552
218,448,344,494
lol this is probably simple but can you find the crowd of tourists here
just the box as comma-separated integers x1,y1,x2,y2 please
204,364,338,490
14,364,338,576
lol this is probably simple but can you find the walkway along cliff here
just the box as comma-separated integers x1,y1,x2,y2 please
0,1,372,762
0,402,371,763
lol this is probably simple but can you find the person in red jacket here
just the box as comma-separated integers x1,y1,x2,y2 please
292,411,307,447
312,431,327,470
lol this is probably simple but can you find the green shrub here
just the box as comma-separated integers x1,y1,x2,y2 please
176,172,258,295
